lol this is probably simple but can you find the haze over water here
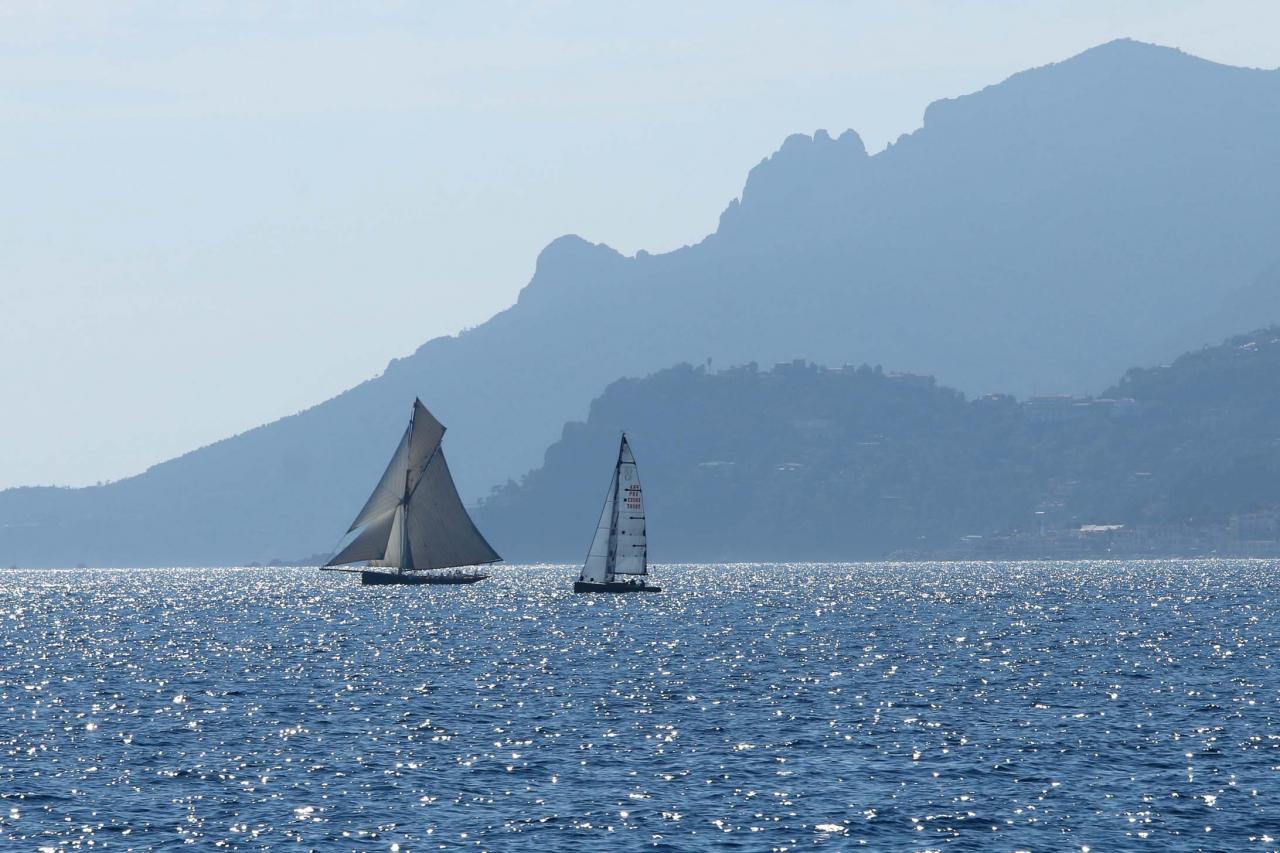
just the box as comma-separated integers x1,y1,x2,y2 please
1,561,1276,849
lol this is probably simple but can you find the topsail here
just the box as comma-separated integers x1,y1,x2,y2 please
326,399,500,573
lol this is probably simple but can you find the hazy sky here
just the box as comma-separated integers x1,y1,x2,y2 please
3,1,1278,490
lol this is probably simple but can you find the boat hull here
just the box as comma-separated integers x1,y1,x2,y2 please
361,570,488,586
573,580,662,594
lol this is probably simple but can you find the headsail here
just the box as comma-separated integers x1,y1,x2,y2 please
325,399,499,571
580,466,618,584
382,504,407,567
327,506,397,566
579,435,647,583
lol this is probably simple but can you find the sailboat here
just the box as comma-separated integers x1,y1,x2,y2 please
575,434,661,593
321,399,501,586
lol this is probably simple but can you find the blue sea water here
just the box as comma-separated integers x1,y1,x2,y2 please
0,561,1277,851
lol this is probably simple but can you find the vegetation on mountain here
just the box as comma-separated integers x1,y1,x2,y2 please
478,328,1280,560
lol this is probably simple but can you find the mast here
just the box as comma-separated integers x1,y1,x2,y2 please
398,469,410,573
400,403,416,574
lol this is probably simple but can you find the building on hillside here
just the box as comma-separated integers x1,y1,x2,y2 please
1023,395,1091,424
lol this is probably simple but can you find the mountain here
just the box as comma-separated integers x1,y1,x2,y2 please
476,327,1280,561
4,39,1280,566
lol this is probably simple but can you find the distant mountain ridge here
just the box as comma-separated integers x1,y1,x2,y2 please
4,39,1280,567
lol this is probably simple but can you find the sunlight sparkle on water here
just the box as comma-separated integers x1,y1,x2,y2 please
0,561,1277,849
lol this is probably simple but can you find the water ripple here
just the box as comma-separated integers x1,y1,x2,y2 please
1,561,1277,849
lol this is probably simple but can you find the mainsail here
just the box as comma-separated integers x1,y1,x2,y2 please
580,435,647,584
325,399,501,572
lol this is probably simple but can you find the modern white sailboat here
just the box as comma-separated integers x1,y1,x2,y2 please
575,434,661,593
321,399,501,586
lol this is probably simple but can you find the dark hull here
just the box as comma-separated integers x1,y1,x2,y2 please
574,580,662,594
361,570,488,586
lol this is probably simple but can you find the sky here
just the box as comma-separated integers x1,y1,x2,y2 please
2,0,1278,491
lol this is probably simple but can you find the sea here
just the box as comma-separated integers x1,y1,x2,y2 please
1,561,1277,851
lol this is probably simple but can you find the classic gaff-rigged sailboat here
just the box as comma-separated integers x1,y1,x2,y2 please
321,399,501,586
575,434,661,594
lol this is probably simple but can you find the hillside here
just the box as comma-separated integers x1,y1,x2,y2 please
477,328,1280,561
4,39,1280,566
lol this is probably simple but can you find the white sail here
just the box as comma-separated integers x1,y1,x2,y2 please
579,435,647,583
327,506,396,565
610,437,647,575
580,467,618,584
326,399,499,571
403,450,502,570
346,427,409,532
382,504,406,567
